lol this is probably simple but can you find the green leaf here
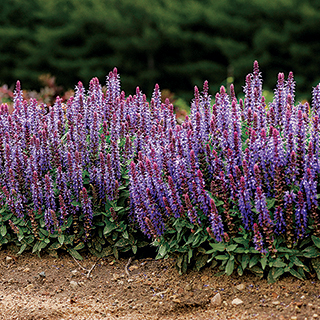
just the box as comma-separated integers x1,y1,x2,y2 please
261,255,267,270
241,254,250,270
233,237,249,246
49,242,62,250
290,256,304,268
311,257,320,280
216,254,229,260
176,254,184,269
17,244,27,255
195,255,208,271
73,242,85,251
3,213,13,222
302,246,320,258
289,268,305,281
71,201,81,207
215,200,224,207
103,220,117,235
192,234,202,247
39,228,49,237
182,255,188,274
237,265,243,276
123,230,129,239
94,241,102,252
277,247,293,253
188,248,193,263
0,205,7,214
234,247,245,253
32,241,40,253
300,238,311,248
273,258,287,268
68,248,83,260
132,245,137,255
38,241,47,250
209,242,226,251
297,266,306,279
273,267,285,280
266,198,275,210
138,241,149,248
17,219,26,227
58,234,65,245
159,245,167,258
186,233,196,245
226,244,238,252
115,238,128,247
113,247,119,259
312,235,320,249
100,246,113,257
267,268,276,283
25,235,35,244
250,265,264,278
0,225,7,237
249,255,260,268
18,234,24,242
226,258,235,276
66,216,73,228
210,260,218,269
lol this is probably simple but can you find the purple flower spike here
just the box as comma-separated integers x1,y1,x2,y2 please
295,190,307,239
31,171,43,212
208,199,224,242
44,174,56,212
253,223,266,254
184,193,198,225
274,206,286,235
255,187,274,249
312,83,320,116
237,176,253,230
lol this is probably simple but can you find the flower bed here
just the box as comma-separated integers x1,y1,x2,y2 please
1,62,320,282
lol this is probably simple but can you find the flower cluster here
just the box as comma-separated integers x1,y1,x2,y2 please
0,68,131,239
126,61,320,253
1,61,320,256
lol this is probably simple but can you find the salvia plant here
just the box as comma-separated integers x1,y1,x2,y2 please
1,62,320,282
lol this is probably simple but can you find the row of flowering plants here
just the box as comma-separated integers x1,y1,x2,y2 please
1,62,320,282
128,61,320,282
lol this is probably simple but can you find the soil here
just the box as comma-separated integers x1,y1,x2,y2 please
1,250,320,320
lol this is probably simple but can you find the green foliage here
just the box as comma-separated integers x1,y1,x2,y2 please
152,218,209,274
150,214,320,282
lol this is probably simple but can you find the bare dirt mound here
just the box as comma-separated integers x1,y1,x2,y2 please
0,250,319,320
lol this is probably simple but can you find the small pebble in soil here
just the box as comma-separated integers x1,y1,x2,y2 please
211,293,222,306
25,284,34,291
185,284,192,291
71,269,78,276
235,284,245,291
231,298,243,306
70,281,78,289
39,272,46,278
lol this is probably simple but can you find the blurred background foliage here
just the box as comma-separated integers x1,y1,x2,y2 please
1,0,320,101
